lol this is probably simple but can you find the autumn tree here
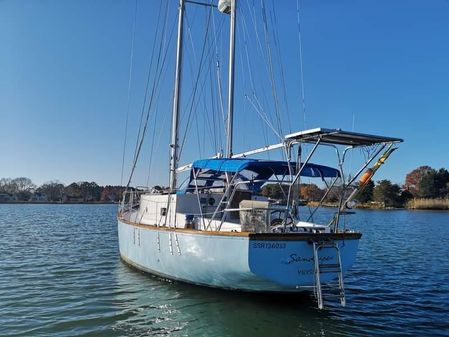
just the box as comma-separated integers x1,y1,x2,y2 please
300,184,324,201
260,184,288,200
404,166,433,196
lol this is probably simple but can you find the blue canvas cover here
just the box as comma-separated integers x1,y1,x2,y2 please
191,158,340,178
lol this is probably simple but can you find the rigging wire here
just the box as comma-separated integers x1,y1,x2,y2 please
197,6,219,158
206,50,219,154
270,2,291,133
146,102,159,187
178,7,220,159
260,0,283,137
145,6,178,187
132,1,166,166
204,64,217,153
126,1,176,189
184,12,204,158
241,14,268,150
236,25,249,151
146,100,171,187
245,94,283,141
127,1,309,189
144,11,175,189
190,7,223,159
296,0,307,129
120,0,138,186
211,9,226,152
184,5,223,158
240,14,256,96
248,0,270,77
245,0,283,142
241,2,272,148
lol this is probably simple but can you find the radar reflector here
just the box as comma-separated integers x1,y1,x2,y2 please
218,0,231,14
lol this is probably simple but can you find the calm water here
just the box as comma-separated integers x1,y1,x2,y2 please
1,204,448,337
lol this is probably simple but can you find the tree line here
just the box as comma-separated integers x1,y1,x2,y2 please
1,165,448,207
260,165,449,208
0,177,125,203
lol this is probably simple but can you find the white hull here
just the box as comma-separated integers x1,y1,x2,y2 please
118,218,360,292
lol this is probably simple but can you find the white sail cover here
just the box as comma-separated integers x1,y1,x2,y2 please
218,0,231,14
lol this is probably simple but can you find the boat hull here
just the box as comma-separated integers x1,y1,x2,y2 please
118,218,361,292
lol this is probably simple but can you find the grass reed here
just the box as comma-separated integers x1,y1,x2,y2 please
407,198,449,210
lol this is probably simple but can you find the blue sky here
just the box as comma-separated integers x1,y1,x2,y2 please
1,0,449,187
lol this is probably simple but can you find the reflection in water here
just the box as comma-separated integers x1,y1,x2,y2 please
113,261,356,337
1,205,448,337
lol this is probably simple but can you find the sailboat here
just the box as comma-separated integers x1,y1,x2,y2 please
118,0,402,309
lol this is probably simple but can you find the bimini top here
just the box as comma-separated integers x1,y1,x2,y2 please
191,158,340,178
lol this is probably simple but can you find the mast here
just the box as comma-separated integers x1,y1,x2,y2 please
169,0,185,191
225,0,236,157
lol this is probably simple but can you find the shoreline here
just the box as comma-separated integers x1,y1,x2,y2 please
307,201,449,211
2,201,447,211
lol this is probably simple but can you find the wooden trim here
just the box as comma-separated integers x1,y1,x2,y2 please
118,216,250,237
118,216,361,241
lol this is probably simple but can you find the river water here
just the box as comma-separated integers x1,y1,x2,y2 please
1,204,448,336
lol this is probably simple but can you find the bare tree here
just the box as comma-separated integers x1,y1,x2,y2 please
39,181,65,202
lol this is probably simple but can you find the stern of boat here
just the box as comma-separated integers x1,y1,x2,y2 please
247,232,361,288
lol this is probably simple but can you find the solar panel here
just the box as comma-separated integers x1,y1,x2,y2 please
285,128,403,146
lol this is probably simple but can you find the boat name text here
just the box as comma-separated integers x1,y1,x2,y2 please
284,253,332,264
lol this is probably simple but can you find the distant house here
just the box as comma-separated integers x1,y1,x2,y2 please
0,193,17,202
29,192,48,202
